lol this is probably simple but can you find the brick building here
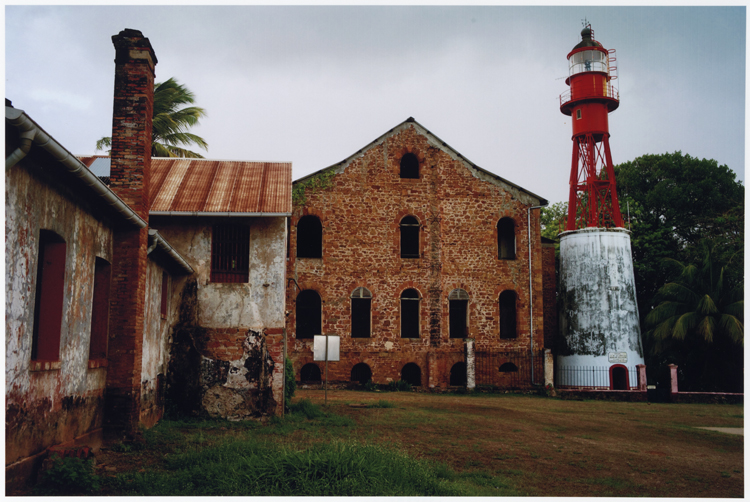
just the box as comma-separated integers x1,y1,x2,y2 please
286,118,550,389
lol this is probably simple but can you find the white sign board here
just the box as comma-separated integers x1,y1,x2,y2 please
313,335,340,362
608,352,628,364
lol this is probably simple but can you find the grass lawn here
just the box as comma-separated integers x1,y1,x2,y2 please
34,389,744,497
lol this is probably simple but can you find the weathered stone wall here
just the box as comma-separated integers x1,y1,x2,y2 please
286,123,546,388
5,156,113,482
154,216,287,416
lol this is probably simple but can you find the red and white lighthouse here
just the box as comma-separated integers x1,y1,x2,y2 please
556,26,645,390
560,25,623,230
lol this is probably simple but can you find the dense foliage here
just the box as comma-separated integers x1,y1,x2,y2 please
97,77,208,158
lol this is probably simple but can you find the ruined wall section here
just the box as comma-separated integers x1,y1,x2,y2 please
5,159,113,472
152,216,286,417
286,124,545,387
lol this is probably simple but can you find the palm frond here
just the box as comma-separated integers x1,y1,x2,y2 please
96,136,111,153
695,315,716,343
672,312,699,341
718,314,744,345
695,294,719,317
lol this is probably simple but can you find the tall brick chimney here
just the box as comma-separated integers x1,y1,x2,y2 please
109,28,157,219
104,29,157,436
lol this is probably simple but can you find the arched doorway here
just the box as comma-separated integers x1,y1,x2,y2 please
300,363,322,383
610,365,629,390
401,363,421,386
351,363,372,384
450,362,467,386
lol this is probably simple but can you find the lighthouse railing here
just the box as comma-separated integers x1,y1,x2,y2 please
559,83,619,107
555,364,638,389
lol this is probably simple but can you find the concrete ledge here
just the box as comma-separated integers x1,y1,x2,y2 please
557,389,648,402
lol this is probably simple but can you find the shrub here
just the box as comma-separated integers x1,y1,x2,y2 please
290,398,324,419
387,380,412,392
284,357,296,412
34,456,101,495
363,379,378,392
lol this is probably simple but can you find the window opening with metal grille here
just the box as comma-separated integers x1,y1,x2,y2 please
351,363,372,384
211,224,250,283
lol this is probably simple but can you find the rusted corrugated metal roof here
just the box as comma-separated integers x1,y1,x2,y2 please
150,158,292,215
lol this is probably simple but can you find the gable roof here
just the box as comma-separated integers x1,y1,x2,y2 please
78,157,292,216
295,117,547,207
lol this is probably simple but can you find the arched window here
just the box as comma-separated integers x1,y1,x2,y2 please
448,288,469,339
297,215,322,258
499,362,518,373
300,363,322,382
400,153,419,179
351,287,372,338
400,216,420,258
497,217,516,259
400,288,420,338
351,363,372,384
296,290,321,339
401,362,421,386
450,362,467,386
499,290,517,339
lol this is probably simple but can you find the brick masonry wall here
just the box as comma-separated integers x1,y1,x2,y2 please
286,123,547,388
105,29,156,433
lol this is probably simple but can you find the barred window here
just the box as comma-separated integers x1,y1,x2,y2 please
211,224,250,283
497,217,516,259
448,288,469,339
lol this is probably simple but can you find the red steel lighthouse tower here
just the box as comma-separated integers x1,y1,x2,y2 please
559,24,624,230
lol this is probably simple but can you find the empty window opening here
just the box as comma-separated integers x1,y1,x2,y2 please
400,153,419,179
611,366,629,390
401,363,421,386
499,290,517,339
497,218,516,259
32,230,66,362
576,109,582,120
450,362,467,386
296,289,322,339
400,216,420,258
300,363,322,383
499,362,519,373
448,289,469,339
211,224,250,283
400,288,420,338
89,257,111,361
351,287,372,338
351,363,373,384
160,271,169,319
297,215,322,259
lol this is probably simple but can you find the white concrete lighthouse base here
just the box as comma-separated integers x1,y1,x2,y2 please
556,227,645,389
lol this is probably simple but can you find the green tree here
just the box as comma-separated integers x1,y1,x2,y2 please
644,243,743,392
96,77,208,158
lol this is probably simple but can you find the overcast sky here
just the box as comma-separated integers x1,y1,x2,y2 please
5,5,745,205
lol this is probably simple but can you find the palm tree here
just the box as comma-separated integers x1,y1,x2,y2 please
96,77,208,158
644,242,743,391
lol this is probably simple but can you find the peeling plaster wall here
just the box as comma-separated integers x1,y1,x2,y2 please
286,125,546,388
557,228,645,373
153,216,287,417
5,158,113,472
140,259,180,428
